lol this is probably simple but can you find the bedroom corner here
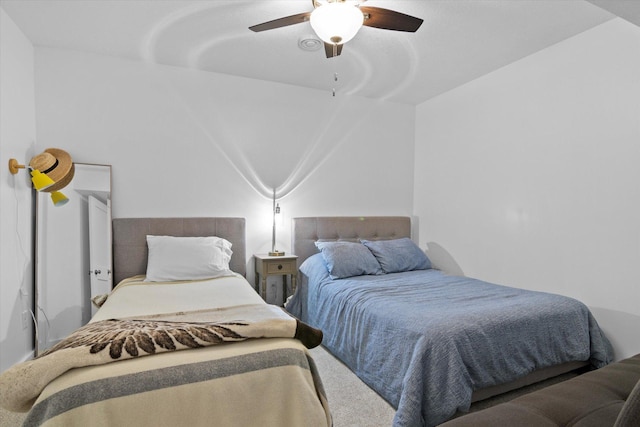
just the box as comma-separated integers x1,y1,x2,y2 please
414,18,640,361
0,8,37,372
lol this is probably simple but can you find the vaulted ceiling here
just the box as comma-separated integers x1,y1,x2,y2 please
2,0,639,105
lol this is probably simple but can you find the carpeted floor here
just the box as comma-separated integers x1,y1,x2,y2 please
310,345,397,426
0,345,578,426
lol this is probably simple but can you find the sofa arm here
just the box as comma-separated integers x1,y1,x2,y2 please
440,354,640,427
615,378,640,427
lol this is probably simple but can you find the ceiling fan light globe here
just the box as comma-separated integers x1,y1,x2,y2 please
310,3,364,45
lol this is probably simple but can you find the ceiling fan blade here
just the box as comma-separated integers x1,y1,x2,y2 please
324,42,343,58
360,6,423,32
249,12,311,32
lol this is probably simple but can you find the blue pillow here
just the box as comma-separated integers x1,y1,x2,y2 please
361,238,431,273
314,241,382,279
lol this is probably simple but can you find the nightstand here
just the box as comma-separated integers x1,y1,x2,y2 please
254,254,298,305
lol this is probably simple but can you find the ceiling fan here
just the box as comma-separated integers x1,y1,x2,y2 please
249,0,423,58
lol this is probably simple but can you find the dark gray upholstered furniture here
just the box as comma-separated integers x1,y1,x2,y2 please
439,353,640,427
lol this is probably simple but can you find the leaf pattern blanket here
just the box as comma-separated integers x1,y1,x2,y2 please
0,303,322,413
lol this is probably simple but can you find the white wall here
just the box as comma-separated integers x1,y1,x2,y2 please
415,18,640,360
0,9,37,371
33,47,416,304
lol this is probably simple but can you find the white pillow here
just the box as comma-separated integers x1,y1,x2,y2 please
144,235,233,282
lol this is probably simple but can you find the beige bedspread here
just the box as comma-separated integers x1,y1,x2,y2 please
0,276,331,426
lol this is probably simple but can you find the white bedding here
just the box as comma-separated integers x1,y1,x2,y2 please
91,273,264,322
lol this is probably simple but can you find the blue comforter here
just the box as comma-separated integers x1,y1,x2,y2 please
286,254,613,427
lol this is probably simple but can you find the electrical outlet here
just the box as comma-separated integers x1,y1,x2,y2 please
21,311,29,330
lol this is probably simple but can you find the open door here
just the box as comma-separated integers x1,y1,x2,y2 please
88,195,112,316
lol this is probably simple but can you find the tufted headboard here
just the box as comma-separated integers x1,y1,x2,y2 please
112,217,246,284
292,216,411,266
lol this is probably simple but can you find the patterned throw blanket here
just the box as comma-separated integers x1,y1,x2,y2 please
0,304,322,413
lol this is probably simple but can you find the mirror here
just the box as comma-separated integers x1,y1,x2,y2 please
35,163,112,355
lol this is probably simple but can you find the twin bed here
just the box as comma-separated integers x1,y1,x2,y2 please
0,216,612,427
0,218,330,427
286,216,613,427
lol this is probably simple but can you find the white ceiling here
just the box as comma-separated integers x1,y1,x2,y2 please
2,0,638,105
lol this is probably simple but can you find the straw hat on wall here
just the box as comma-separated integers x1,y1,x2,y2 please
29,148,74,192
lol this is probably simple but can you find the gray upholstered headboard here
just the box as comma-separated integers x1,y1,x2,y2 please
112,217,246,284
292,216,411,265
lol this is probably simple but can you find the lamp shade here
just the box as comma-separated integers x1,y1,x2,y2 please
310,2,364,45
29,148,74,192
50,191,69,207
30,169,55,191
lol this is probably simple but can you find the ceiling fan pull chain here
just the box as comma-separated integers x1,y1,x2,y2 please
332,72,338,97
